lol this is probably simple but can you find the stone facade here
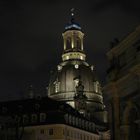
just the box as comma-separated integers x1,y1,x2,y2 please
0,12,110,140
103,25,140,140
0,97,109,140
48,12,107,124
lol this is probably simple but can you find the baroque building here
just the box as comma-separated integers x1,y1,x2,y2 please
0,97,109,140
48,11,107,123
103,25,140,140
0,11,110,140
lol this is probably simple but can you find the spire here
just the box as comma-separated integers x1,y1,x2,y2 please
70,8,75,23
62,10,86,61
71,8,74,16
64,8,81,31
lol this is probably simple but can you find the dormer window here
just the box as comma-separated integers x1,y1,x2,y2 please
54,80,60,93
40,113,46,122
31,114,38,123
93,81,100,93
76,37,81,50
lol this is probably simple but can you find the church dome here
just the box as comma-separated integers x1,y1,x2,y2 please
48,59,104,112
48,10,107,123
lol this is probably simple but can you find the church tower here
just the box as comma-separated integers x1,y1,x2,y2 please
62,10,85,62
48,10,107,123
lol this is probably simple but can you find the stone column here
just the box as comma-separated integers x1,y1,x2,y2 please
120,125,130,140
103,81,121,140
111,83,120,140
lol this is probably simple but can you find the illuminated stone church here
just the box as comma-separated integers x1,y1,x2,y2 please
0,11,110,140
48,11,107,122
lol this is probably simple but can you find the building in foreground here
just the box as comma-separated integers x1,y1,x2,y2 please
0,11,110,140
0,97,109,140
103,25,140,140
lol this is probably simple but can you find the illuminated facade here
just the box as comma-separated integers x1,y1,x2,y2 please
0,11,110,140
0,97,109,140
48,11,107,124
22,124,100,140
103,25,140,140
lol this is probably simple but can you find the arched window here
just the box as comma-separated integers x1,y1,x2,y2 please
66,37,71,50
31,114,38,123
40,113,46,122
23,115,29,125
76,37,81,50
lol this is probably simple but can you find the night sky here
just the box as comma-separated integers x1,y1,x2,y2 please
1,0,140,101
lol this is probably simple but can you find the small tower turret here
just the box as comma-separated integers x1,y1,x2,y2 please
48,10,108,124
62,9,86,61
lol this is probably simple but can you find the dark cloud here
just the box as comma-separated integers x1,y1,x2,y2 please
0,0,140,100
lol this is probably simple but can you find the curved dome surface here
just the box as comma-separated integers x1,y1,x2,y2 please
48,60,104,111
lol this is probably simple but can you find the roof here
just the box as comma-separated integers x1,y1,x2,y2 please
65,22,81,31
64,11,82,31
0,96,108,132
0,97,79,115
